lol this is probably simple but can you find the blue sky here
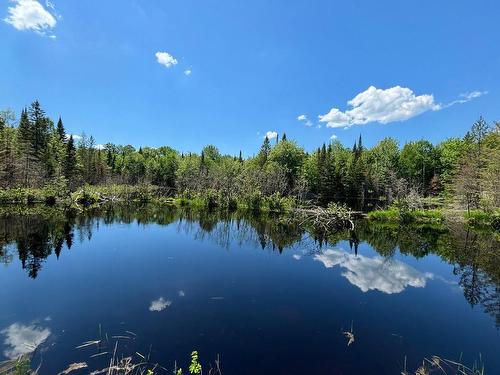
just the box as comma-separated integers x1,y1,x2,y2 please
1,0,499,155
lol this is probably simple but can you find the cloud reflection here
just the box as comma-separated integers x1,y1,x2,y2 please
314,249,432,294
149,297,172,312
1,323,51,359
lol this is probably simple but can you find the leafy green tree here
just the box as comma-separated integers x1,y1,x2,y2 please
435,137,465,187
367,137,400,199
268,140,305,192
399,140,436,194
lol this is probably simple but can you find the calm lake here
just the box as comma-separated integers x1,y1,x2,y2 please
0,205,499,374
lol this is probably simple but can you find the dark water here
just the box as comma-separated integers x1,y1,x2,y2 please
0,205,499,374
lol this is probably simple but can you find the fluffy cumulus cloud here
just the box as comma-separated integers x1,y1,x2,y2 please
330,134,338,140
184,69,192,76
297,114,313,127
265,131,278,140
4,0,57,35
149,297,171,312
155,52,178,68
65,134,82,141
318,86,486,129
1,323,51,359
314,249,432,294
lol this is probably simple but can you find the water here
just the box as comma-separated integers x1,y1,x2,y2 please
0,205,499,374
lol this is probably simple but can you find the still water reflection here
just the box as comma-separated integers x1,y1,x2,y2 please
0,204,498,374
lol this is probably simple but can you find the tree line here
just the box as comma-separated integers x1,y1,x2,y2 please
0,101,498,211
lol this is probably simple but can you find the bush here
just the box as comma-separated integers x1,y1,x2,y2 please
466,209,500,229
264,192,293,212
71,185,100,205
242,191,263,211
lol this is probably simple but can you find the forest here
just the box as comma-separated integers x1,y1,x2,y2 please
0,101,499,219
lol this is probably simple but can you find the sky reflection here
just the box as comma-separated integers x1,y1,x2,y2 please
314,249,433,294
1,322,51,359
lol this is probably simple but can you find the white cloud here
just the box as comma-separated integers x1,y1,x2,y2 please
292,254,301,260
265,131,278,140
314,248,432,294
297,114,313,127
95,144,105,150
178,290,185,297
442,90,488,108
184,69,192,76
1,323,51,359
4,0,57,35
330,134,338,140
155,52,178,68
149,297,171,312
318,86,486,129
65,134,82,141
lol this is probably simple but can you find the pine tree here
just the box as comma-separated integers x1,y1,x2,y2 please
281,133,287,142
258,136,271,168
18,108,32,144
56,117,66,141
238,150,243,163
28,100,50,160
64,135,77,186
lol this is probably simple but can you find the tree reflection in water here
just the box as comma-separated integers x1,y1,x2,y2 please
0,204,498,326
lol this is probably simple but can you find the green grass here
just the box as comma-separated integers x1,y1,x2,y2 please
368,208,443,224
465,209,500,229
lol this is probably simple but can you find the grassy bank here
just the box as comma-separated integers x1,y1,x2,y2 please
1,185,498,230
367,208,444,224
367,206,500,230
0,185,298,214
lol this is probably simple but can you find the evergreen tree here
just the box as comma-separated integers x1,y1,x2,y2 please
257,136,271,168
18,108,32,145
28,100,50,160
64,135,77,185
56,117,66,141
282,133,287,142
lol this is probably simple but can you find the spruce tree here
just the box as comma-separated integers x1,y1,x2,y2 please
64,135,77,185
282,133,287,142
28,100,50,160
18,108,32,145
56,117,66,141
258,136,271,167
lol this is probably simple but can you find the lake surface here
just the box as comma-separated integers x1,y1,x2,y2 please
0,205,499,374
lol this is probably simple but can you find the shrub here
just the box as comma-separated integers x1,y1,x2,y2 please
71,185,100,205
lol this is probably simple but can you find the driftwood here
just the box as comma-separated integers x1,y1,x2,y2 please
290,204,356,231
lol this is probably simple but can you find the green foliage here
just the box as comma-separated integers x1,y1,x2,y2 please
71,184,100,205
264,192,294,212
188,351,202,375
0,101,498,219
465,209,500,229
368,207,443,224
15,357,31,375
242,190,263,211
